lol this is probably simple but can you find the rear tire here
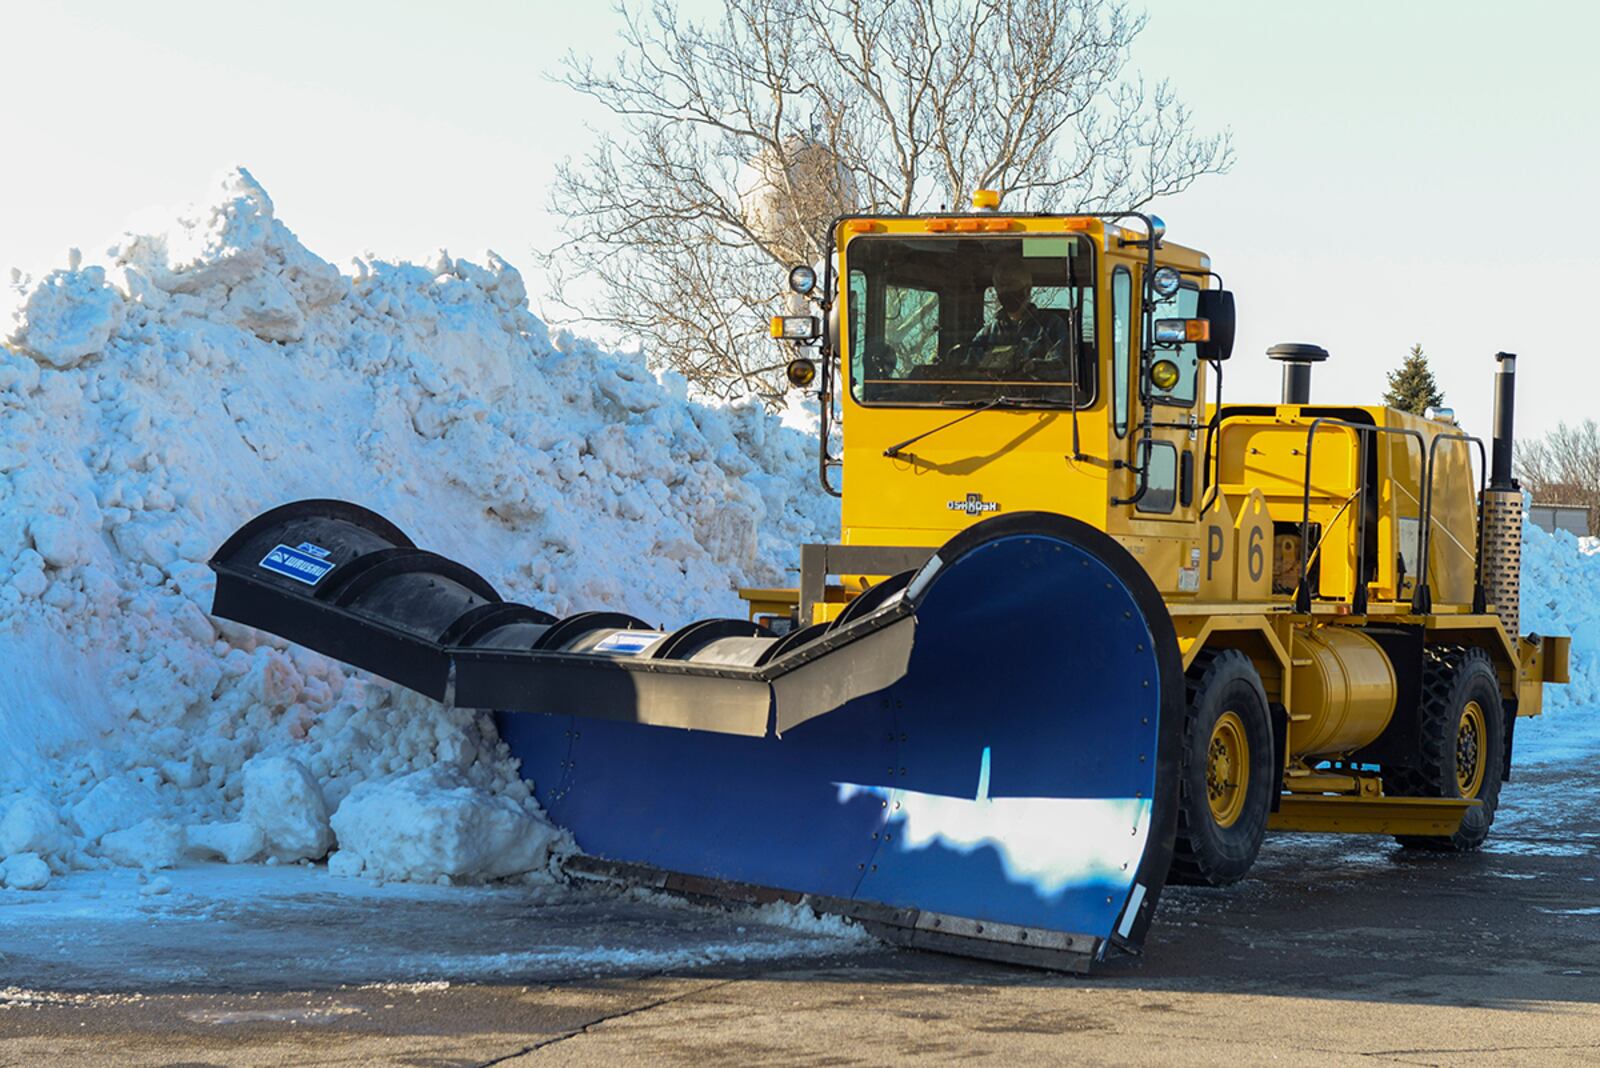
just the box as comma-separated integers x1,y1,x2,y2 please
1389,645,1506,852
1169,649,1275,886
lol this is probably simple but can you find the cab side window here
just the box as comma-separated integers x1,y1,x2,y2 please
1135,441,1178,514
1150,283,1199,407
1112,267,1132,437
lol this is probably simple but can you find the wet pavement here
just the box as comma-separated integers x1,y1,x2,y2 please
1,761,1596,1065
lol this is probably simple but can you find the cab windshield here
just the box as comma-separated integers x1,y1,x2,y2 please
846,234,1096,407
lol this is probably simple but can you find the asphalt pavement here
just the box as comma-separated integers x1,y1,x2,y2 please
2,761,1597,1066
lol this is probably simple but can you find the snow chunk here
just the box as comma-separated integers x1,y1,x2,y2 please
222,273,304,343
0,793,71,860
98,818,184,870
28,514,89,569
6,266,124,368
70,777,161,842
326,848,364,879
186,821,266,864
330,769,561,883
242,755,332,862
0,853,51,890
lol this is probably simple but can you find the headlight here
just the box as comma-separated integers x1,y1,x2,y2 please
770,315,820,340
786,358,817,389
788,264,817,295
1154,318,1210,344
1150,359,1180,390
1152,266,1182,299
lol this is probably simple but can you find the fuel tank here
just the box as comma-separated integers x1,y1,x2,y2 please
1288,626,1397,758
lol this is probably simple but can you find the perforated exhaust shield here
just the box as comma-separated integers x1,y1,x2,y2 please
1482,489,1523,637
211,503,1184,969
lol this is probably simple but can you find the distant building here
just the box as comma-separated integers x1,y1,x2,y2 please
1527,502,1592,537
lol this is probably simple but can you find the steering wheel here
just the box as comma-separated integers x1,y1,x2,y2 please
861,340,898,381
938,342,976,370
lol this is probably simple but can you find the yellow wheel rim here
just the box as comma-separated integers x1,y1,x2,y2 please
1456,700,1487,797
1207,710,1250,828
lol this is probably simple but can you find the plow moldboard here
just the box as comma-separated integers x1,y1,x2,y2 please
498,518,1184,967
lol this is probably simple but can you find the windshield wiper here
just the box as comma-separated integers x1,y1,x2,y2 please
884,396,1022,458
934,396,1029,408
975,397,1077,410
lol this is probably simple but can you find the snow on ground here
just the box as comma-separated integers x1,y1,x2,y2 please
0,169,833,896
0,864,870,991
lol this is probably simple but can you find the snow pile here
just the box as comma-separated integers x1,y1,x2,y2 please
0,169,833,890
1516,522,1600,763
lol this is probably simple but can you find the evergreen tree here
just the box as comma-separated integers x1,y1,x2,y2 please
1384,343,1445,414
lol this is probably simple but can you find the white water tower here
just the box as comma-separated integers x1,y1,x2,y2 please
738,135,858,267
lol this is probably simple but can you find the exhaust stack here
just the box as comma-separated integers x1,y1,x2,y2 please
1267,343,1330,405
1490,352,1518,491
1482,352,1522,636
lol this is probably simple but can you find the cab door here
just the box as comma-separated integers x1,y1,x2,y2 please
1134,269,1204,525
1107,263,1206,594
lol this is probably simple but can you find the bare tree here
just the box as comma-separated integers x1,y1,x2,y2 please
1517,420,1600,535
547,0,1233,402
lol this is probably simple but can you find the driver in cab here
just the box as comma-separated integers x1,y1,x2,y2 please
967,261,1070,378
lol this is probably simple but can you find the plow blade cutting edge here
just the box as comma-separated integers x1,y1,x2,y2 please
210,502,1184,970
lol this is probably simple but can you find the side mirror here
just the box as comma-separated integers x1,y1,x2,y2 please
1195,289,1235,361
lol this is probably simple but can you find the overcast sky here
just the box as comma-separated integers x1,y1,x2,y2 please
2,0,1595,438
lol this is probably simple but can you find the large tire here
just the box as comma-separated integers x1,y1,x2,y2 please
1389,645,1506,851
1169,649,1276,886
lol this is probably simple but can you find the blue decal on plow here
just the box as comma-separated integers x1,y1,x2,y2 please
259,543,335,585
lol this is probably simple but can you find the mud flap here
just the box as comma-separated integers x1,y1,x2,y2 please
211,505,1183,968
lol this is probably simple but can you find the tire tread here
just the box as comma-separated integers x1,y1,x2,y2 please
1170,648,1273,886
1389,644,1504,851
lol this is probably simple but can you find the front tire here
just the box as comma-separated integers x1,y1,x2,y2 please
1170,649,1276,886
1389,645,1506,851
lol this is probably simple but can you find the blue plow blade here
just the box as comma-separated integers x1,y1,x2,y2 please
498,515,1185,969
207,503,1184,968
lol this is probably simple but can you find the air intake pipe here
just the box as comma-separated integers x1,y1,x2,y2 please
1482,352,1522,636
1267,343,1330,404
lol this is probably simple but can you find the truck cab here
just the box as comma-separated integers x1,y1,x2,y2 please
837,212,1215,554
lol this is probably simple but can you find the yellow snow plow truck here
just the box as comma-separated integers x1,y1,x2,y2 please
209,195,1568,972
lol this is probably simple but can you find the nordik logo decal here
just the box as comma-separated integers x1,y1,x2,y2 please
258,543,336,585
948,493,1001,516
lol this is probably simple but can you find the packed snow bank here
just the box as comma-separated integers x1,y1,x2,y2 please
0,169,834,890
1515,522,1600,764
